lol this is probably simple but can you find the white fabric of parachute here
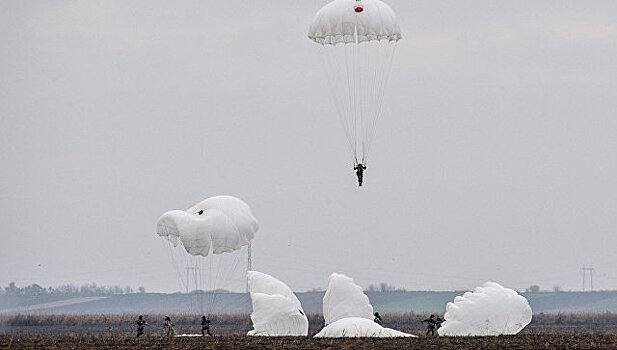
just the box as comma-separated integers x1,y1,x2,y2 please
308,0,402,45
156,196,258,256
315,317,413,338
247,271,308,336
438,281,533,336
323,273,374,325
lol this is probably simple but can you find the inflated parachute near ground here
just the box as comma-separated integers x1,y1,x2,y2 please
438,281,533,336
246,271,308,336
157,196,258,256
317,272,413,337
156,196,259,314
308,0,401,165
322,273,374,325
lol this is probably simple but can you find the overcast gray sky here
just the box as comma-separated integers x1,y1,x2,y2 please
1,1,616,293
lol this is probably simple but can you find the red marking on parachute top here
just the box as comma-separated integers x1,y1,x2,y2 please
354,6,364,13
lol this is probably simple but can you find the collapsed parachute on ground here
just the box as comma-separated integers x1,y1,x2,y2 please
438,281,533,336
247,271,308,336
308,0,402,165
323,273,374,325
157,195,259,256
315,317,414,338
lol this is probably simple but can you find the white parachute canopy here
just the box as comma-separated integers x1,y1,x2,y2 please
157,195,258,256
308,0,402,164
323,273,374,325
156,195,258,314
438,281,533,336
308,0,401,45
315,317,414,338
247,271,309,336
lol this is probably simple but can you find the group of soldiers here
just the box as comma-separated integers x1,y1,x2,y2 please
137,313,442,337
423,314,443,336
136,315,212,338
374,312,444,336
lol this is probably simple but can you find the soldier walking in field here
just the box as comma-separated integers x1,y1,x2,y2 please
136,315,147,338
163,316,175,337
201,316,212,336
424,314,438,336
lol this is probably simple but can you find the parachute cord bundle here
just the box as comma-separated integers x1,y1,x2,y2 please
320,39,398,164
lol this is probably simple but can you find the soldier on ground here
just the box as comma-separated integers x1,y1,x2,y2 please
373,312,383,326
201,316,212,336
136,315,147,338
163,316,175,337
423,314,443,336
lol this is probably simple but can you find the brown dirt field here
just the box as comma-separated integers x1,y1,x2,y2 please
2,334,617,350
2,313,617,349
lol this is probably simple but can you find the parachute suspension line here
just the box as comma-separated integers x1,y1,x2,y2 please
364,40,398,161
207,251,224,314
344,42,358,160
362,0,385,163
361,41,380,164
208,250,243,315
162,239,195,312
322,45,356,160
362,40,382,163
207,252,213,315
161,240,184,292
353,14,365,161
360,40,376,165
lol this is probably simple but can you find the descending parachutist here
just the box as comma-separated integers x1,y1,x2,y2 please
309,0,400,176
354,0,364,13
354,163,366,187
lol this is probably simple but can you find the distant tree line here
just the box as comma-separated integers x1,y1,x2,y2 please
0,282,146,297
366,283,407,293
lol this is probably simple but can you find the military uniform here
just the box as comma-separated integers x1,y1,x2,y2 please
201,317,212,336
136,316,147,338
373,312,383,326
163,316,174,337
424,315,438,336
354,163,367,186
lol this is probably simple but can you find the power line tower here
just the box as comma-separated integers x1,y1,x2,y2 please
247,241,253,271
185,266,200,294
582,265,594,291
246,242,252,293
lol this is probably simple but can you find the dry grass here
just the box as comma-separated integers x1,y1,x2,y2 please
2,313,617,339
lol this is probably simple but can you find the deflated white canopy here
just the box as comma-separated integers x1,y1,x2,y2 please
315,317,414,338
438,281,533,336
156,195,258,256
323,273,374,325
308,0,402,45
247,271,308,336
